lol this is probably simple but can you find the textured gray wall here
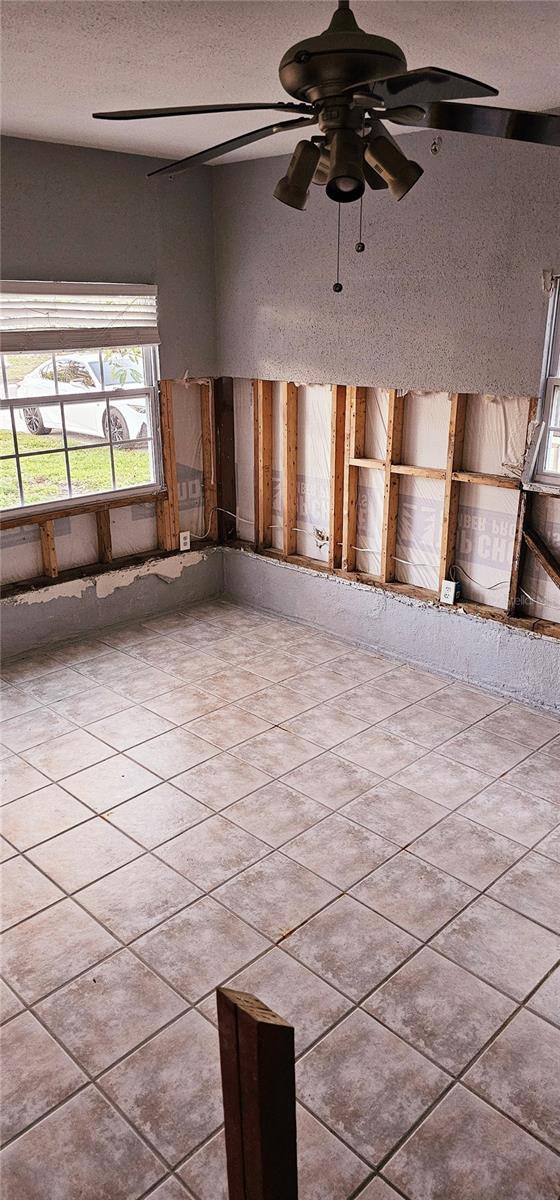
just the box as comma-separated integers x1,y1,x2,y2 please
212,132,560,393
0,136,216,379
1,548,223,654
224,549,560,712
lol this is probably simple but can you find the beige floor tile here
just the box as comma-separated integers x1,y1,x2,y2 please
231,727,321,776
0,1087,164,1200
0,856,63,931
327,649,397,682
0,784,91,849
0,979,23,1023
151,1180,189,1200
36,949,186,1075
49,686,133,726
48,637,107,666
21,729,114,782
537,825,560,863
527,965,560,1026
203,667,269,702
503,750,559,805
180,1106,369,1200
330,684,415,724
133,896,268,1001
297,1008,448,1164
28,819,141,892
197,946,350,1055
365,946,515,1074
172,752,272,810
376,704,469,749
282,702,370,749
143,685,223,724
284,813,396,889
239,684,317,724
0,690,42,721
226,780,330,848
290,632,354,662
384,1085,560,1200
368,665,447,703
336,727,424,777
60,754,162,812
0,835,16,862
0,1011,85,1144
0,757,50,805
250,650,313,682
0,899,119,1002
286,664,355,701
184,704,272,750
424,683,506,723
351,852,477,940
157,814,269,890
127,728,218,778
21,668,87,704
75,650,138,684
285,894,419,1000
461,780,559,848
214,852,337,942
545,734,560,760
1,652,60,685
86,706,174,749
102,622,172,648
206,635,259,665
410,813,524,890
0,708,77,753
465,1008,560,1149
111,667,185,704
432,895,560,1001
344,780,448,846
77,854,200,942
476,702,560,750
283,752,382,809
106,781,210,848
358,1180,401,1199
392,753,492,807
440,727,530,776
489,851,560,933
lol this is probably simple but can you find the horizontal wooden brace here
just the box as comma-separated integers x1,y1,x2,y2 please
0,489,165,531
348,457,384,470
452,470,520,490
391,464,447,480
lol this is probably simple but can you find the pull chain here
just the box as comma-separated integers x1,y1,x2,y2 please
355,194,365,253
333,203,343,293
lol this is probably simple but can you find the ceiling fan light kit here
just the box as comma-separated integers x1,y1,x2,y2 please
93,0,560,285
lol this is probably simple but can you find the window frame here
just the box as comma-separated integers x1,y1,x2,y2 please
0,343,163,518
534,275,560,486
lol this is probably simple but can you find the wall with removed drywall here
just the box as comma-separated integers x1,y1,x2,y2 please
212,132,560,393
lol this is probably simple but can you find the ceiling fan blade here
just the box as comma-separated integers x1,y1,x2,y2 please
364,67,498,107
385,101,560,147
93,101,313,120
147,116,318,178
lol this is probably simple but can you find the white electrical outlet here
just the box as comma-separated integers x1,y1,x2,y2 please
179,531,191,552
440,579,459,605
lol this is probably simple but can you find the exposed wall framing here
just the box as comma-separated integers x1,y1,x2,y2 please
250,381,560,639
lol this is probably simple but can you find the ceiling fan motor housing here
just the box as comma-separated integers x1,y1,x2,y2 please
279,6,406,102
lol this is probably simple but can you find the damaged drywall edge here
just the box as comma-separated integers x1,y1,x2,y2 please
2,549,212,608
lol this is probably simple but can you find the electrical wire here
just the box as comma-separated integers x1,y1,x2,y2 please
520,588,560,612
451,564,510,591
190,506,252,540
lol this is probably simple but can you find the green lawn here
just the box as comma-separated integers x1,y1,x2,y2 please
0,429,153,508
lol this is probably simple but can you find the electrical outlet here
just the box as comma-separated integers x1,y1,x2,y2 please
440,579,459,605
179,530,191,552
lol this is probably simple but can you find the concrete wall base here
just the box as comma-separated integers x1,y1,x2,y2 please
1,547,223,655
223,547,560,714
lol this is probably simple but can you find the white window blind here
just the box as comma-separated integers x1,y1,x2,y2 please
0,282,159,352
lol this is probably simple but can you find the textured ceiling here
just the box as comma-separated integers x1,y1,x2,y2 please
2,1,560,163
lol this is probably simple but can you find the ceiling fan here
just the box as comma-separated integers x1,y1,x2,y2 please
93,0,560,212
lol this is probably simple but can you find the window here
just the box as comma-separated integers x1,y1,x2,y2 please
535,274,560,484
0,283,161,514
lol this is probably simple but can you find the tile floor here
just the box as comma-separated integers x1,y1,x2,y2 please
0,596,559,1200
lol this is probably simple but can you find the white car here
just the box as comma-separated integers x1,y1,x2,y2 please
17,353,148,443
